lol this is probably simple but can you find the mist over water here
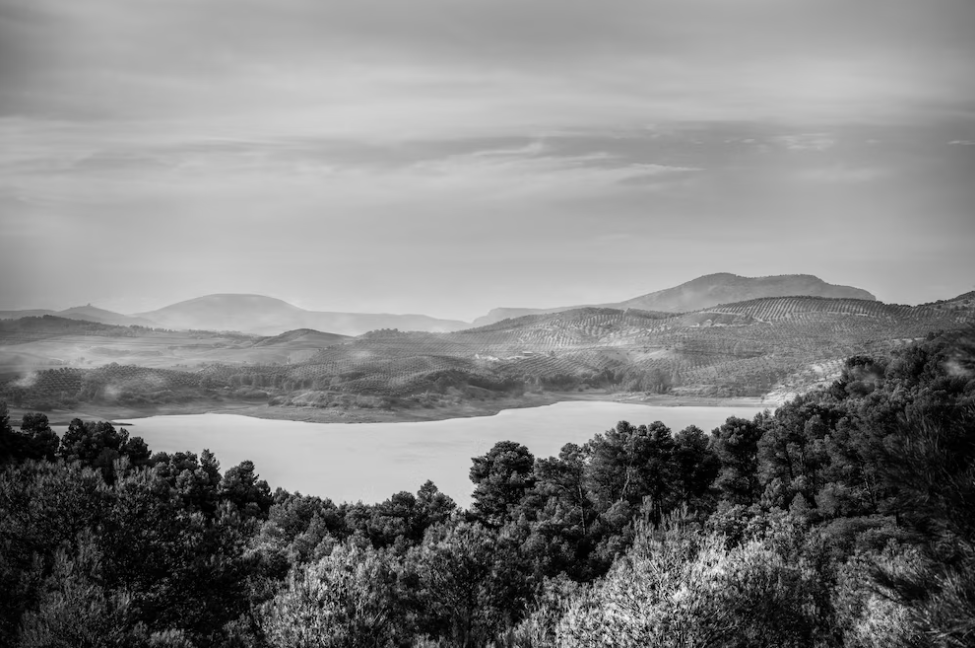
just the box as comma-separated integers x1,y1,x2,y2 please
105,402,764,507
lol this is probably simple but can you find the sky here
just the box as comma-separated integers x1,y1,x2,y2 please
1,0,973,321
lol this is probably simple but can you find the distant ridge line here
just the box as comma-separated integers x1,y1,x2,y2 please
470,272,877,327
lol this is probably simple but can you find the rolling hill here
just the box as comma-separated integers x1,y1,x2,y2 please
273,292,966,402
0,273,879,336
472,273,877,326
613,273,876,312
55,305,158,328
0,317,350,378
3,292,971,416
0,305,155,328
135,294,469,336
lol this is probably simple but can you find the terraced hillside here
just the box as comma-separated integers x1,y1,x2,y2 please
472,273,877,326
264,294,972,402
2,294,973,413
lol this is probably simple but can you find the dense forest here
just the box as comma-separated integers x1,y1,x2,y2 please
1,328,973,647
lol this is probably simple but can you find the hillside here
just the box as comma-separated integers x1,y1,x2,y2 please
0,309,56,320
253,328,349,348
56,305,158,327
613,272,876,312
0,305,154,328
278,294,964,402
135,294,306,332
4,293,972,417
136,294,469,336
0,318,347,379
472,273,877,326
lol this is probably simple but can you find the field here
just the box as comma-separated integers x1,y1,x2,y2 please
1,293,972,419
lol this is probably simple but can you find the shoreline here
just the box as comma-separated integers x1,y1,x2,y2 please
12,391,772,426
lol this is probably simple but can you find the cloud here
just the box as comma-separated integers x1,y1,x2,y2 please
2,0,973,134
775,134,836,152
795,166,889,184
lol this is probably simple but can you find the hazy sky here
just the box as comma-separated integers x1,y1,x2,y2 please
1,0,973,320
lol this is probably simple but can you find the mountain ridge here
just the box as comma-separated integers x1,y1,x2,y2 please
3,292,973,417
0,273,900,337
471,273,877,326
0,305,155,328
135,293,470,336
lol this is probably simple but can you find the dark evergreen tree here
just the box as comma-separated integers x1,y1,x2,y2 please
19,413,59,462
470,441,535,527
219,459,273,518
672,424,720,509
711,415,764,504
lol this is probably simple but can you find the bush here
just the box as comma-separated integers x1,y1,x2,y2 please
557,512,830,648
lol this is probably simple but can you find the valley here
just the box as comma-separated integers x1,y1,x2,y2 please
1,283,971,424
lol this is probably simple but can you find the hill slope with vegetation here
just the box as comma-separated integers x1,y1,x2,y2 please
473,272,878,326
1,328,972,646
1,294,972,418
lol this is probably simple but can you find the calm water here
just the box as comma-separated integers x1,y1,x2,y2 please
114,402,763,508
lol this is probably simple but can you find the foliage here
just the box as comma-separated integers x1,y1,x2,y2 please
259,544,410,648
557,511,831,648
469,441,535,527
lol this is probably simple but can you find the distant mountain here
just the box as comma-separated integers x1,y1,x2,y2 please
0,274,889,337
0,305,155,328
57,305,158,328
471,273,877,326
135,295,304,333
613,273,876,312
135,294,469,336
0,309,56,320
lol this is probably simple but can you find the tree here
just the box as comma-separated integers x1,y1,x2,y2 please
711,416,764,505
415,480,457,532
219,460,273,518
0,405,61,465
0,402,13,464
517,443,599,580
672,425,720,510
0,460,111,645
16,532,161,648
20,413,59,462
557,513,830,648
470,441,536,527
408,522,532,647
584,421,676,520
58,419,148,482
260,543,410,648
150,449,222,517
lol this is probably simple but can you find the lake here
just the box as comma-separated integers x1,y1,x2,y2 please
117,402,764,508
